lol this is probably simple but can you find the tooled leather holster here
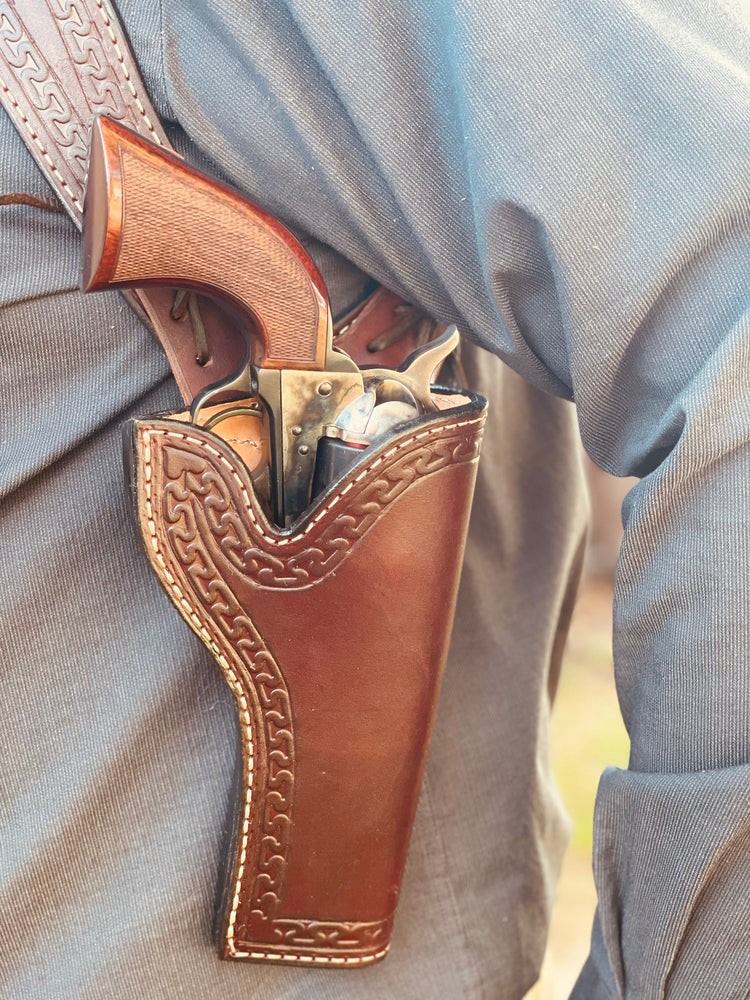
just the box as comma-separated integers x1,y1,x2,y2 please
1,0,487,966
132,394,484,964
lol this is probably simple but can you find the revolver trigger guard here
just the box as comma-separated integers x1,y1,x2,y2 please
190,342,258,425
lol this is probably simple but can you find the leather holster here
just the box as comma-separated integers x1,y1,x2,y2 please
129,389,486,965
1,0,489,969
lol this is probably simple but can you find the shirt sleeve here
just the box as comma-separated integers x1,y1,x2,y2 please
158,0,750,994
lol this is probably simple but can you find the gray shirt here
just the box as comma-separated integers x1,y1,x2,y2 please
1,2,748,998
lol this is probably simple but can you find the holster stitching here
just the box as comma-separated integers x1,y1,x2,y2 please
141,427,391,965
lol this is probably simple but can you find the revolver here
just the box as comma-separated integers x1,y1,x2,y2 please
82,117,456,525
81,116,485,968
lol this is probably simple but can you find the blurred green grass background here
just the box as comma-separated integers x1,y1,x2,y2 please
546,575,630,998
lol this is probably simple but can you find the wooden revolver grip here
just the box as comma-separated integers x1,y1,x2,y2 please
82,117,330,371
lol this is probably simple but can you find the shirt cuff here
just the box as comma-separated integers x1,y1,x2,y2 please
570,763,750,999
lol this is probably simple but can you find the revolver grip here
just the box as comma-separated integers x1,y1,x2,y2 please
82,116,329,371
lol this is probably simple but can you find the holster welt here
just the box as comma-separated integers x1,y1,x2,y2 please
129,390,486,965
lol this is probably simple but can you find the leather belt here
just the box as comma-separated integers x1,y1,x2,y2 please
0,0,450,400
0,0,244,402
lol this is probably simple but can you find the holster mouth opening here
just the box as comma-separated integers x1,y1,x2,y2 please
129,388,486,965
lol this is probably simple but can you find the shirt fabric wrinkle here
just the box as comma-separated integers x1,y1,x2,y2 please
1,1,748,998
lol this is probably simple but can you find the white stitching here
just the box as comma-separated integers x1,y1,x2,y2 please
92,0,162,143
0,73,84,213
141,413,482,962
0,1,164,218
161,415,483,549
143,428,394,965
231,948,390,964
143,430,255,956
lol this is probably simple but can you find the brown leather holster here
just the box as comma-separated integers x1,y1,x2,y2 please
130,390,485,964
3,0,488,967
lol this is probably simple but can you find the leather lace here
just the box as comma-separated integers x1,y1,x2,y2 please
334,289,467,386
170,289,210,366
1,193,212,368
0,202,463,382
0,192,65,213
